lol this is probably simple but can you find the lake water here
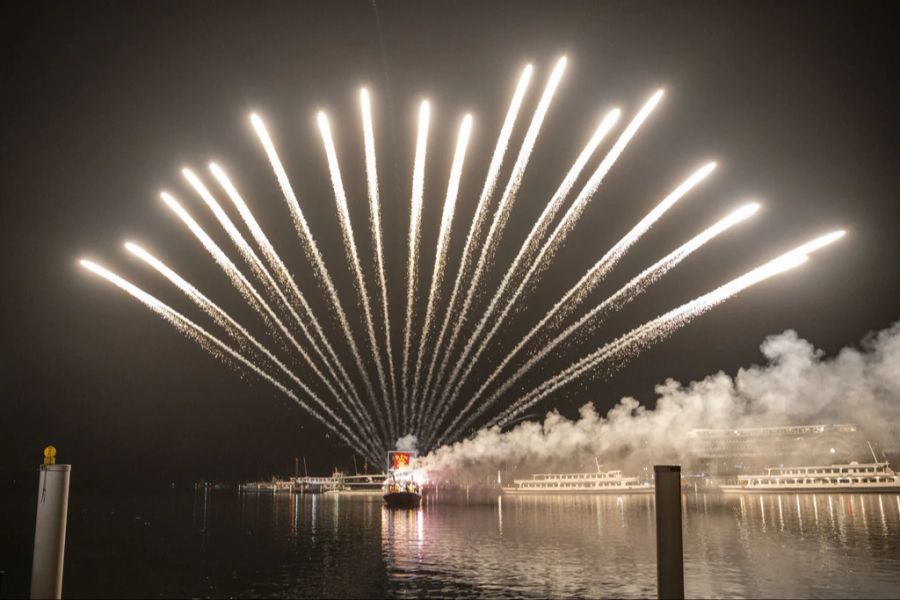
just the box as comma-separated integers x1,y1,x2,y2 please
2,489,900,598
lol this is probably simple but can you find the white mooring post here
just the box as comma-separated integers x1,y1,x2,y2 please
654,465,684,600
31,449,70,600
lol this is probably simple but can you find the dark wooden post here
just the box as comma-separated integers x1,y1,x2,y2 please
654,465,684,600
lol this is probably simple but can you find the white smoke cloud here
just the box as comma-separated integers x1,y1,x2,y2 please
421,320,900,474
395,434,419,452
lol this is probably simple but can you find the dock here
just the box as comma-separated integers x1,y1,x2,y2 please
239,473,387,494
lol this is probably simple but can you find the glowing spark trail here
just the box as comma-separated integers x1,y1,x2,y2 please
401,100,430,426
426,95,675,437
79,259,378,463
429,57,568,415
184,167,379,440
360,88,399,428
161,191,386,448
439,202,760,443
208,163,372,435
251,113,389,442
432,89,664,410
493,254,810,428
318,111,393,433
450,161,716,414
420,63,533,409
123,243,383,459
183,169,346,397
208,162,369,421
539,89,666,267
410,113,473,430
420,107,622,435
491,231,844,428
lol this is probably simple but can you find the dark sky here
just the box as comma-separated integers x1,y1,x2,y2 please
2,1,898,489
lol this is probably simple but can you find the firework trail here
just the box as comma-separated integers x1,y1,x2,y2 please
208,163,370,423
438,202,760,444
438,161,715,426
80,259,379,463
161,191,293,343
420,64,533,408
490,231,844,428
125,242,253,353
123,243,384,458
161,192,385,446
424,91,668,437
417,109,620,436
360,88,399,430
427,58,568,413
183,169,353,405
491,254,810,428
401,100,431,429
551,162,717,327
533,89,666,270
318,111,393,435
251,114,389,442
410,114,473,431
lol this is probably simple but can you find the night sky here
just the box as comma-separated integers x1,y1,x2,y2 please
2,1,898,490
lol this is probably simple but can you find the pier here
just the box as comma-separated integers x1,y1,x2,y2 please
239,473,387,494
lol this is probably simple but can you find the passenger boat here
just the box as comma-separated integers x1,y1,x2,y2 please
238,479,294,493
719,461,900,494
502,469,653,495
322,471,384,495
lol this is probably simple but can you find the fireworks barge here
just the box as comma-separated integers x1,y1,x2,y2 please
383,450,425,508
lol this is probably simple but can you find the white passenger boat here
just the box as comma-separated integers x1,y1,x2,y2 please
719,461,900,494
502,470,653,495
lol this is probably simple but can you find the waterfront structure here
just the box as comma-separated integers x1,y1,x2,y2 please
239,473,387,494
687,424,867,475
322,471,385,495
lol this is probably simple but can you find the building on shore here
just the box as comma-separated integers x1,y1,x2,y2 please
686,423,898,476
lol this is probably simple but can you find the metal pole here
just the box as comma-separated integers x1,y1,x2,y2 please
31,464,71,600
654,465,684,600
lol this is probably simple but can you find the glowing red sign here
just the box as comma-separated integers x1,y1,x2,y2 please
392,452,411,471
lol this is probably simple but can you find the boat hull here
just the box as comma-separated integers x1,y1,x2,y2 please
721,484,900,494
383,491,422,508
501,486,654,495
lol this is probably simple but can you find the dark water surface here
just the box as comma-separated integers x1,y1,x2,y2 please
3,489,900,598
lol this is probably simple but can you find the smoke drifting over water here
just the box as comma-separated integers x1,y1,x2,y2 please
420,320,900,473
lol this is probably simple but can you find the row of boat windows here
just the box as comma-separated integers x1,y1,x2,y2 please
533,473,621,481
518,481,633,488
769,467,884,475
745,477,892,485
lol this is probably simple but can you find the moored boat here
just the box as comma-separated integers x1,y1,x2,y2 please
719,461,900,494
502,469,654,495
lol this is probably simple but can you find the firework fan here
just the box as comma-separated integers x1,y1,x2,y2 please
81,57,843,464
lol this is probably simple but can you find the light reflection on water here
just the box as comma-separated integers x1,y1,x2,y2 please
376,492,900,598
7,489,898,598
